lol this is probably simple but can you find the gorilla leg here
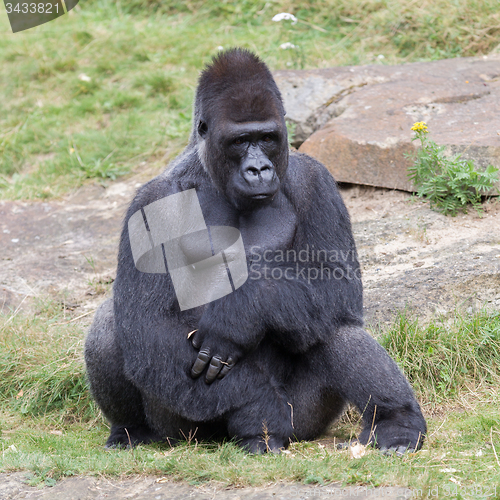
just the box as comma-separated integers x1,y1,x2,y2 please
84,300,162,448
224,363,295,453
146,348,294,453
285,346,347,442
325,325,426,451
182,339,296,451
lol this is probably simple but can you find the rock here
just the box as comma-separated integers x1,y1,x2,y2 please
275,55,500,191
274,65,395,147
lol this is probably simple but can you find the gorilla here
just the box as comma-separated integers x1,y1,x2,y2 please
85,48,426,454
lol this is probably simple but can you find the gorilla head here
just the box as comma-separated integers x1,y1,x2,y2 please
193,49,289,210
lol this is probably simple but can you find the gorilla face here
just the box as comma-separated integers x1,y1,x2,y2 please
198,116,287,210
193,49,289,211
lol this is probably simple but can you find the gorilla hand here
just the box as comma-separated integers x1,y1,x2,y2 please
190,330,241,383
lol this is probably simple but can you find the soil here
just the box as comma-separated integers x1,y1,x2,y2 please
2,178,499,325
0,177,499,498
341,185,500,326
0,471,414,499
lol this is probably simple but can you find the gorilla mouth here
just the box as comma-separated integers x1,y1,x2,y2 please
251,193,272,200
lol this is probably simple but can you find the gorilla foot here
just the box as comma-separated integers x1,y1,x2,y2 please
337,440,417,457
238,436,287,454
104,424,164,449
380,445,412,457
358,419,426,454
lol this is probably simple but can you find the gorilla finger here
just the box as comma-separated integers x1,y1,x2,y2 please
191,349,211,378
217,357,236,379
205,356,223,384
394,445,409,456
381,445,408,457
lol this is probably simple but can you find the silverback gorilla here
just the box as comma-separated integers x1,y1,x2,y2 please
85,48,426,454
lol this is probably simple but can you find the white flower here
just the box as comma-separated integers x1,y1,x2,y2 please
272,13,298,25
78,73,91,82
349,442,366,459
280,42,297,50
217,46,224,51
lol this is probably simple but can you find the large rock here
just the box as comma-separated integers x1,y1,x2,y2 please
274,55,500,191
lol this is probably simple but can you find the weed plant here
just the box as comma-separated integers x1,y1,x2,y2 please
408,122,499,215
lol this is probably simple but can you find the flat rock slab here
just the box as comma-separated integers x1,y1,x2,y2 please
0,472,413,499
275,55,500,191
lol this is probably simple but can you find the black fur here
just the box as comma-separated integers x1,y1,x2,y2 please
85,48,426,453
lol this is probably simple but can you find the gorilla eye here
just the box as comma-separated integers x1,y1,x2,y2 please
198,121,208,138
262,135,273,142
233,138,244,145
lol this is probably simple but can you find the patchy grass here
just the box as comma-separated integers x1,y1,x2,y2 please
1,1,500,493
1,303,500,495
380,309,500,402
1,0,500,198
0,300,97,423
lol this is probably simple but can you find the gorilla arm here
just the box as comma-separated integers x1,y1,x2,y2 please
190,153,364,380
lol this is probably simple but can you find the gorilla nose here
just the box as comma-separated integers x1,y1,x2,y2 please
242,164,275,186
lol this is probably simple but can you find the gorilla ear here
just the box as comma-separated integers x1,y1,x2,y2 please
198,120,208,138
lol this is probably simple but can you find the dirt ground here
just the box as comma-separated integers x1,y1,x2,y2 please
0,471,416,499
341,185,500,326
0,177,499,499
1,177,499,325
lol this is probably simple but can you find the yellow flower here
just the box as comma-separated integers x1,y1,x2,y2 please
411,121,428,133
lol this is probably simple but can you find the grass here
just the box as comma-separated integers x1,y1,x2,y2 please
1,303,500,496
380,309,500,403
1,0,500,495
1,0,500,198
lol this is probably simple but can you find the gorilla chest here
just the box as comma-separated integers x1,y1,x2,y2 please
238,204,297,253
199,193,298,254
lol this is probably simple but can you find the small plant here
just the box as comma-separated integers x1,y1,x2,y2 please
407,121,499,216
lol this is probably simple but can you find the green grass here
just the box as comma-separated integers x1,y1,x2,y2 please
1,0,500,198
0,300,97,423
380,309,500,402
1,303,500,495
2,1,500,494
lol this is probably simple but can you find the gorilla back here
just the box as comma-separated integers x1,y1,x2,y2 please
85,48,426,454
